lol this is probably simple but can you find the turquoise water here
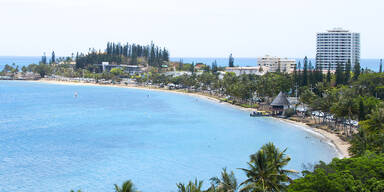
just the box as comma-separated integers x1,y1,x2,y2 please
0,56,40,70
0,81,338,192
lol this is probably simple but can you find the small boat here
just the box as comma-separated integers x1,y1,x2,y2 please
250,111,271,117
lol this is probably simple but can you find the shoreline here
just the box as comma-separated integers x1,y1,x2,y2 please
27,79,350,158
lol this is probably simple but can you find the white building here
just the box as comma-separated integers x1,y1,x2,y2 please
225,66,268,76
316,28,360,70
257,55,296,73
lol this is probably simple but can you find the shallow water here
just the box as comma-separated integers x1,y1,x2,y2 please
0,81,338,192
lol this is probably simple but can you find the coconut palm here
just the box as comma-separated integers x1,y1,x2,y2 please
239,142,296,192
260,143,295,182
176,179,204,192
114,180,139,192
210,168,238,192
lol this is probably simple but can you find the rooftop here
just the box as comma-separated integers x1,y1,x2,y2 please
270,92,290,106
326,27,350,33
226,67,261,70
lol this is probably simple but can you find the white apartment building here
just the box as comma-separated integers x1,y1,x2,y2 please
257,55,296,73
225,66,268,76
316,28,360,70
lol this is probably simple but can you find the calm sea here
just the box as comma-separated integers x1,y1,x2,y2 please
0,56,381,71
0,81,338,192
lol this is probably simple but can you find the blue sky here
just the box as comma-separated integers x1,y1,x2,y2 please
0,0,383,58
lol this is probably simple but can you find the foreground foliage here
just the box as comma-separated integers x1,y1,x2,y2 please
239,142,295,192
210,168,238,192
114,180,139,192
288,152,384,192
350,102,384,156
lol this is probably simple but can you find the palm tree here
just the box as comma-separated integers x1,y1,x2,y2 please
260,143,295,181
238,142,296,192
210,168,238,192
114,180,139,192
176,179,204,192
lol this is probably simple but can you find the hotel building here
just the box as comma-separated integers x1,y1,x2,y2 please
257,55,296,73
316,28,360,70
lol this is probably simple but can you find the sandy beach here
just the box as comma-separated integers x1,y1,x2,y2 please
30,79,350,158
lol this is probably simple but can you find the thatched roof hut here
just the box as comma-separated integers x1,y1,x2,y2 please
270,91,290,111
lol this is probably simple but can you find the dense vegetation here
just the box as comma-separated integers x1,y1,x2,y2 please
288,152,384,192
75,42,169,70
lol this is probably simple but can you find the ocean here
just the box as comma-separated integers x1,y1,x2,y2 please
0,81,338,192
0,56,381,71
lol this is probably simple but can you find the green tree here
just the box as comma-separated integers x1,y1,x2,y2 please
353,61,361,81
300,89,316,106
345,59,351,83
114,180,139,192
326,66,331,84
380,59,382,73
190,62,195,74
293,64,298,86
179,59,184,71
350,102,384,156
21,66,27,74
302,57,308,86
35,63,51,77
51,51,56,64
335,62,344,85
177,179,204,192
355,73,384,97
239,142,295,192
316,64,323,84
41,52,47,64
288,152,384,192
229,54,234,67
212,60,218,73
356,96,380,121
110,68,124,76
330,87,359,135
210,168,238,192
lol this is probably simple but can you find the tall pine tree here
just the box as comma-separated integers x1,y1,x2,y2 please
297,61,301,86
228,53,234,67
51,51,55,64
212,60,218,73
179,59,183,71
344,59,351,83
293,63,298,86
302,57,308,86
380,59,383,73
41,52,47,64
317,63,323,83
353,61,361,80
326,64,331,84
190,62,195,74
335,62,344,85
